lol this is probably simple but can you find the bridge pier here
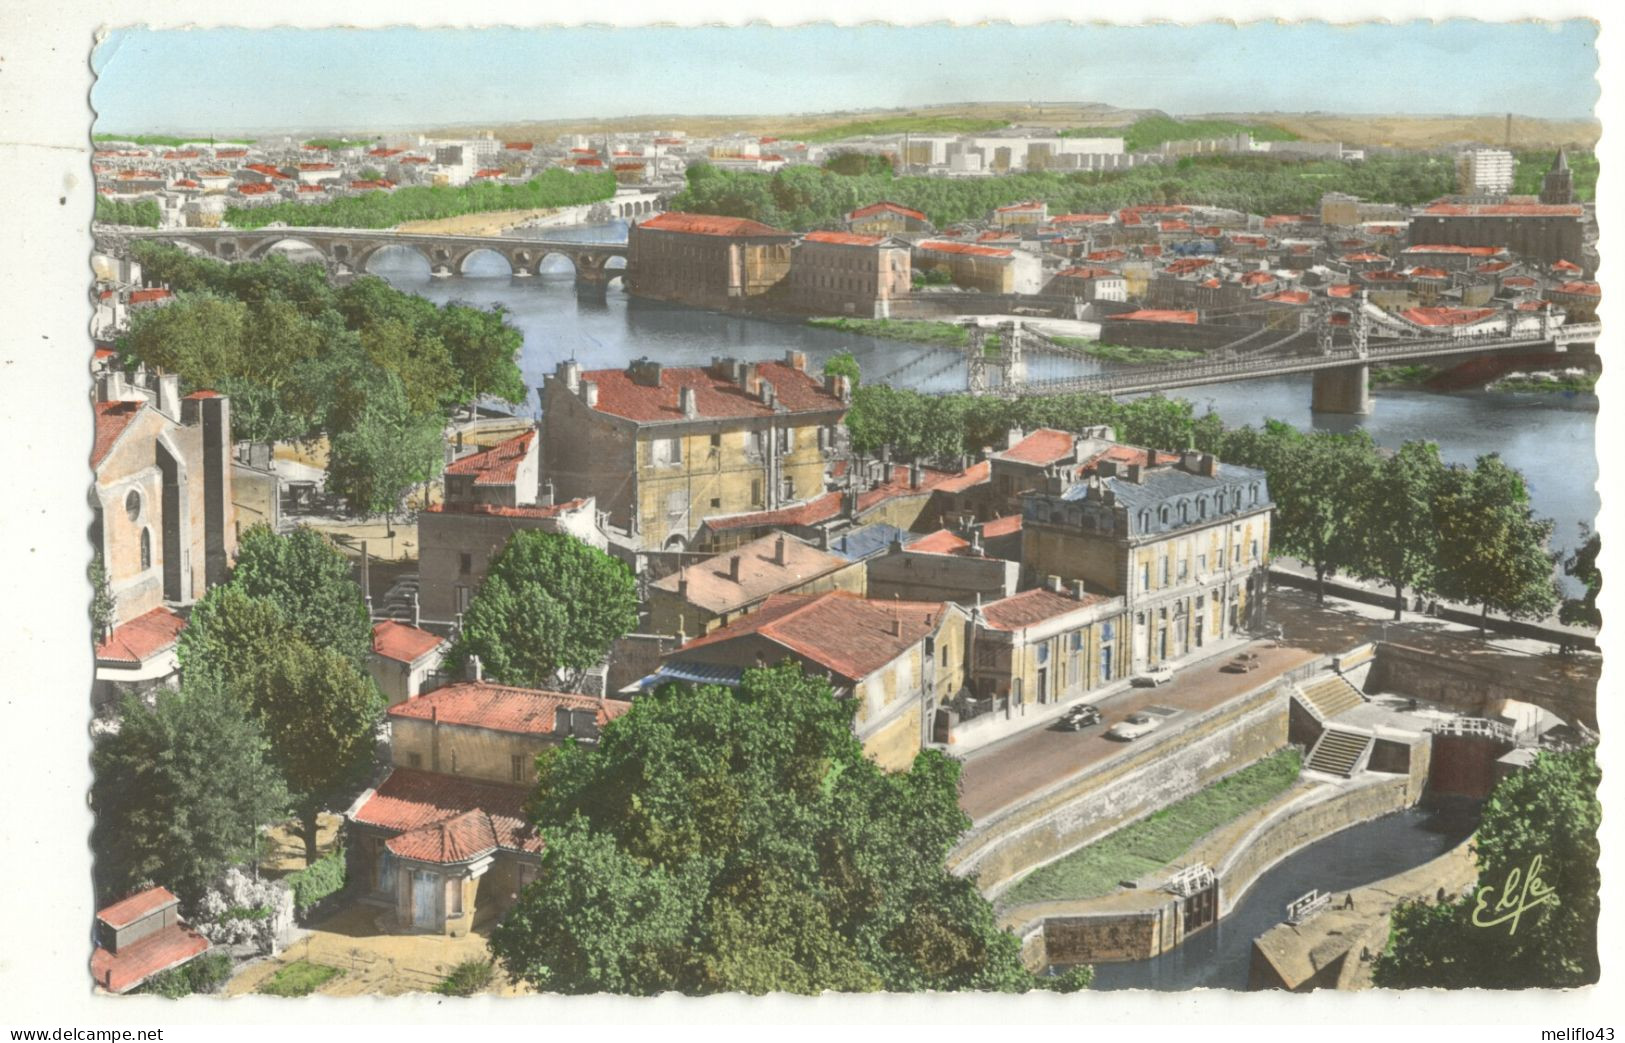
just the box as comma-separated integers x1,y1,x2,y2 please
1311,365,1372,415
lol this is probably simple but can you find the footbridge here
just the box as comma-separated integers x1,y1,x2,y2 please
960,309,1599,414
104,226,631,290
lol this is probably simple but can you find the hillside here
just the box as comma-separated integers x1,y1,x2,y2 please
424,102,1598,152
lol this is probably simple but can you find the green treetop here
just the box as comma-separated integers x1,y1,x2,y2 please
488,663,1091,995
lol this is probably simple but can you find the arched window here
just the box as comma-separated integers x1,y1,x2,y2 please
1250,483,1260,504
1139,510,1151,530
1178,501,1188,523
1198,497,1208,520
124,489,141,522
139,527,152,571
1158,506,1170,526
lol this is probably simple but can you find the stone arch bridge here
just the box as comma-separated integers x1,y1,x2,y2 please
112,227,631,290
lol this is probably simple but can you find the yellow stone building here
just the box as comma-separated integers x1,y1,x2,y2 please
968,583,1128,706
540,355,850,551
1019,444,1273,675
655,591,968,771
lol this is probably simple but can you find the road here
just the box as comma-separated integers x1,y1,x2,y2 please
957,641,1318,821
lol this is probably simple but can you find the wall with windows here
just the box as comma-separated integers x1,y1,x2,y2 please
389,717,552,787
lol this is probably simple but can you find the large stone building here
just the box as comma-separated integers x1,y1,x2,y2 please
625,210,796,308
540,355,850,551
346,681,630,936
656,591,968,770
912,240,1043,294
845,201,934,237
1019,441,1273,675
967,583,1128,707
417,429,606,624
91,369,235,633
787,230,912,318
1407,201,1585,269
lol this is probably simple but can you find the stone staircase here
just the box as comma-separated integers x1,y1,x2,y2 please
1297,674,1365,720
1305,728,1372,778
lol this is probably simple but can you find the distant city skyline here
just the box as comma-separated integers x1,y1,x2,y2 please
91,21,1599,135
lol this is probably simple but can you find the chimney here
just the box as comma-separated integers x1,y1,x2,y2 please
728,555,742,582
540,479,556,507
470,654,483,682
880,445,892,473
1006,427,1025,450
1047,575,1064,593
784,349,806,372
680,386,698,419
909,461,923,490
888,615,902,637
629,357,663,388
677,569,689,600
842,489,858,520
1146,446,1158,468
773,535,787,566
758,379,775,406
157,373,181,420
1201,454,1219,478
1126,463,1143,484
581,380,598,408
411,591,421,628
1071,579,1087,600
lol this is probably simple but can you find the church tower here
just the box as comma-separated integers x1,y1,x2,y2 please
1541,148,1575,205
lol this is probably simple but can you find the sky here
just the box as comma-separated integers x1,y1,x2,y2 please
90,21,1600,134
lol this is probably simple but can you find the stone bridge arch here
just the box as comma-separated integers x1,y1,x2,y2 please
243,235,332,262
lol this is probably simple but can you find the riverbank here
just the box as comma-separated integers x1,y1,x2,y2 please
397,207,564,236
998,749,1304,909
1370,363,1440,390
807,316,998,348
1488,368,1599,393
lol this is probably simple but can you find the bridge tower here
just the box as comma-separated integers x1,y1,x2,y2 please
997,321,1027,388
964,321,994,395
1309,296,1371,415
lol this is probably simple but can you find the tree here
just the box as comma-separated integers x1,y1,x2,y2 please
488,663,1090,994
1374,747,1599,988
451,530,639,690
227,524,372,666
90,683,290,910
1351,441,1446,620
822,351,861,389
324,376,445,526
242,640,383,864
1432,455,1560,632
89,553,115,642
1560,527,1601,628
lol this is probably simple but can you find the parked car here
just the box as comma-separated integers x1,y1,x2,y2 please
1107,712,1163,741
1055,703,1102,731
1222,653,1261,674
1132,665,1175,687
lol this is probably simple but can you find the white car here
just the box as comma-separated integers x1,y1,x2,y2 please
1132,665,1175,687
1107,713,1163,741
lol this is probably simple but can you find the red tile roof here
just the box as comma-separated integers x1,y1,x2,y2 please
91,924,210,994
350,179,395,190
1159,220,1193,232
674,591,951,683
1400,306,1498,327
1501,276,1538,288
639,211,789,238
996,201,1045,213
1054,267,1119,280
95,606,186,666
372,621,444,664
803,230,885,247
1258,290,1311,305
352,768,540,855
582,361,844,422
1051,213,1112,225
1341,252,1388,263
182,389,222,399
1405,267,1450,280
389,681,630,735
445,431,534,485
503,142,534,151
97,886,179,930
1164,258,1214,276
235,182,275,196
917,240,1014,258
92,400,143,469
980,587,1110,631
1402,243,1501,257
981,514,1022,539
1111,309,1198,324
1552,280,1601,297
1327,284,1358,298
1477,261,1515,273
129,288,173,304
474,168,506,179
997,428,1078,466
701,491,844,533
1552,259,1582,272
908,529,971,555
297,162,337,171
650,532,852,613
1422,202,1583,218
386,808,500,864
1084,249,1126,262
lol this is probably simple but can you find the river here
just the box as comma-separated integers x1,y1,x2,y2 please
349,229,1598,579
1082,799,1482,992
